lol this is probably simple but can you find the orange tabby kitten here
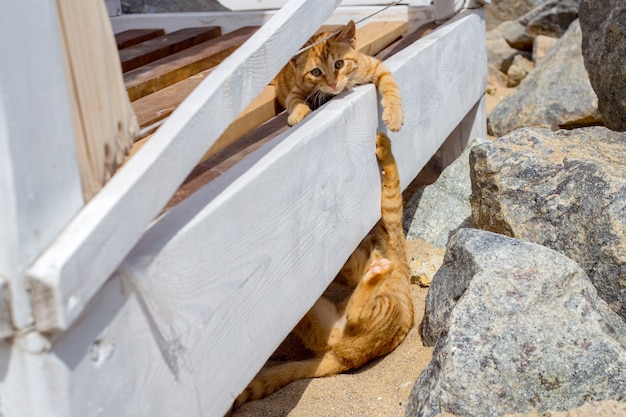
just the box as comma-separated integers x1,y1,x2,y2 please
235,132,414,406
274,20,404,131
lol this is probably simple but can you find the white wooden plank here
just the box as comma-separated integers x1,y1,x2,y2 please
110,6,421,35
382,8,486,190
217,0,431,10
42,88,381,417
18,11,488,417
27,0,343,334
0,0,84,332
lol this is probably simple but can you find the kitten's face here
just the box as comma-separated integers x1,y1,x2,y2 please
294,22,358,95
300,42,357,95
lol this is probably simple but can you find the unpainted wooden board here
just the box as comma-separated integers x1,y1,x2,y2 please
119,27,221,72
28,0,344,333
355,21,407,56
115,28,165,49
124,26,258,101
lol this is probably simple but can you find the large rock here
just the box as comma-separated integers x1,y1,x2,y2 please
469,127,626,320
404,137,489,249
407,229,626,417
488,20,601,137
580,0,626,131
520,0,579,38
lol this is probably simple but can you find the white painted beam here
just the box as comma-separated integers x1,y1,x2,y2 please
27,0,344,334
0,0,83,333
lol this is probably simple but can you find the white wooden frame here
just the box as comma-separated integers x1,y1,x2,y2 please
0,1,485,415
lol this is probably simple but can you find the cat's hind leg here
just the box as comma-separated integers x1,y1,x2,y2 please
293,297,341,352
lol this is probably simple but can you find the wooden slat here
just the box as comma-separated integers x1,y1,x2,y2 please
115,28,165,49
28,0,344,334
355,21,407,56
124,26,259,101
119,27,221,72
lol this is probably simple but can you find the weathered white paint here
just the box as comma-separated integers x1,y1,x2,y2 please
27,0,344,334
5,9,487,417
0,0,83,333
110,5,430,35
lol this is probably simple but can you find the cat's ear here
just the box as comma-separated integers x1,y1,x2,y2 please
334,20,356,48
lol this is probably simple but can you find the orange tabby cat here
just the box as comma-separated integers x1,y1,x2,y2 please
235,132,414,406
274,20,404,131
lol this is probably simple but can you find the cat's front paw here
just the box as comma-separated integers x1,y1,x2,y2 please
287,104,312,126
382,107,404,132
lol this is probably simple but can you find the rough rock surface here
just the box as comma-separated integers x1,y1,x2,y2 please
487,28,524,73
407,229,626,417
532,34,557,65
579,0,626,131
485,0,535,30
122,0,226,13
507,54,534,87
404,137,489,249
470,127,626,320
499,20,534,51
488,20,601,137
520,0,579,38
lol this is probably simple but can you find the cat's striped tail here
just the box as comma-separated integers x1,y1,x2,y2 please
375,132,404,249
234,351,344,407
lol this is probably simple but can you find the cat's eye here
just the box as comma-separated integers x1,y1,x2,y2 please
310,68,322,77
334,60,344,70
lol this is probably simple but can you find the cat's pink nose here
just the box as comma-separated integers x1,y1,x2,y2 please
328,81,337,89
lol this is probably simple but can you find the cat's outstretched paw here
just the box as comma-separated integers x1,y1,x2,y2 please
382,107,404,132
363,258,393,285
287,104,312,126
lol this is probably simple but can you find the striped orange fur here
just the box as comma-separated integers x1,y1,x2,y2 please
274,20,404,131
234,133,414,407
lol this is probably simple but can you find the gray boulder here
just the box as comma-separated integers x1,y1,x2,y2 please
407,228,626,417
521,0,579,38
498,20,534,51
470,127,626,320
580,0,626,131
404,137,489,249
488,20,601,137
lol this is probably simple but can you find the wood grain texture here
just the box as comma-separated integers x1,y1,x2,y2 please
27,0,344,334
29,10,487,417
124,26,258,101
119,27,221,72
115,28,165,49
